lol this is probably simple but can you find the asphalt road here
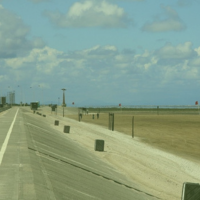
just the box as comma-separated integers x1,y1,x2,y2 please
0,107,159,200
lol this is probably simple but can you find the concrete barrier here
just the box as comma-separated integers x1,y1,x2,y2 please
108,113,114,131
78,113,82,122
95,140,104,151
63,126,70,133
55,120,59,126
181,182,200,200
132,116,134,138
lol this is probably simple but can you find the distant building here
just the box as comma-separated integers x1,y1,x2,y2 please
1,97,6,105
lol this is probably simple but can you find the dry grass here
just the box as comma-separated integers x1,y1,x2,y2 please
67,112,200,161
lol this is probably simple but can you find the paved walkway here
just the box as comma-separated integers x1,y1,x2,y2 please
0,107,158,200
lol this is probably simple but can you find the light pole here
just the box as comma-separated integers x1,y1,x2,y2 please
30,86,35,103
30,87,33,104
30,87,32,103
8,86,12,107
38,85,43,106
18,85,22,106
38,85,40,105
61,88,66,117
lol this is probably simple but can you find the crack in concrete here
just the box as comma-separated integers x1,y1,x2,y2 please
28,147,161,200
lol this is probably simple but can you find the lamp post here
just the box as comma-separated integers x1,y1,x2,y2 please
38,85,43,106
61,88,66,117
38,85,40,106
30,86,35,103
7,86,10,106
8,86,13,107
18,85,22,106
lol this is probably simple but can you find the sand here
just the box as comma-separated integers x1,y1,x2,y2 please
27,106,200,200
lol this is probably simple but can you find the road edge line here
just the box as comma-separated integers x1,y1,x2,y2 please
0,108,19,165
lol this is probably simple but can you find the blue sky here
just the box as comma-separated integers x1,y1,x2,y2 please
0,0,200,106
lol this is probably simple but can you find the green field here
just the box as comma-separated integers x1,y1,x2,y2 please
85,107,200,115
67,107,200,162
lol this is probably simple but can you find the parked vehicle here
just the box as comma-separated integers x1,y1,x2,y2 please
30,102,39,110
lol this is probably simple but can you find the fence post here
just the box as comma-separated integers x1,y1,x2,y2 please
112,113,114,131
78,109,80,122
157,106,159,115
108,113,111,130
108,113,110,130
132,116,134,138
108,113,114,131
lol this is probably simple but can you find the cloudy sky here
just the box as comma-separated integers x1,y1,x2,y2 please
0,0,200,106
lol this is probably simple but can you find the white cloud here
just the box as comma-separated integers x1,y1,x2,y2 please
188,45,200,68
177,0,197,7
4,43,199,82
2,42,200,105
5,46,65,73
194,47,200,56
108,0,144,2
67,45,118,61
44,0,132,28
0,5,45,59
155,42,196,59
189,58,200,66
142,6,186,32
29,0,51,3
0,75,8,82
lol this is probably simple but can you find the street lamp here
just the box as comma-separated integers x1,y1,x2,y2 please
30,86,35,103
38,85,43,106
8,86,13,107
18,85,22,106
30,87,32,103
61,88,66,117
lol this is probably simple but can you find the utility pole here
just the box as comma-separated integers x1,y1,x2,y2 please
61,88,66,117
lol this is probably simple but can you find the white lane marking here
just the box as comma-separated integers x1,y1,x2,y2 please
0,108,19,165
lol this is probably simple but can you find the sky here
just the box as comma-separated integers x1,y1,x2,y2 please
0,0,200,106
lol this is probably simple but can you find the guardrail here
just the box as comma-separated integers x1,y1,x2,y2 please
0,107,11,113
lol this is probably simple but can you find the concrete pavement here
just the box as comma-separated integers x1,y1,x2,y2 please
0,107,159,200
